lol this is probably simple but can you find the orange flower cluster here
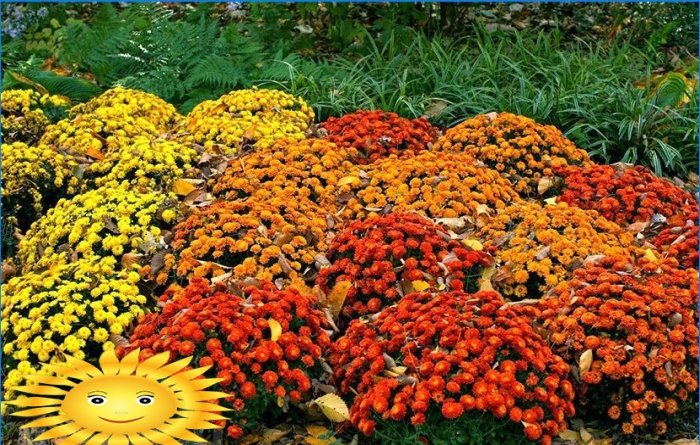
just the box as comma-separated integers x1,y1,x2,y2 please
330,290,575,444
536,255,699,436
557,164,696,226
319,110,438,163
211,138,359,204
316,213,492,320
333,151,521,220
126,278,332,439
653,203,699,269
151,199,331,289
477,202,636,299
433,112,589,195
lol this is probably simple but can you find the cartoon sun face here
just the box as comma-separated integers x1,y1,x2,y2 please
8,349,229,445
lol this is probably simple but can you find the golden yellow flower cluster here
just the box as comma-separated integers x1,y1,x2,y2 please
1,89,70,144
1,256,148,399
477,202,638,299
1,142,77,247
332,151,522,220
433,112,590,195
16,185,176,273
184,88,314,155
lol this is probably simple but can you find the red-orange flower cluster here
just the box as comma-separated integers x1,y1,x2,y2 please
316,213,492,320
556,164,696,226
319,110,438,164
536,255,699,436
653,203,699,269
330,290,575,444
126,278,332,438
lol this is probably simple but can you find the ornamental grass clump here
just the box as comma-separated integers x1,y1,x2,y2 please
476,202,636,300
16,185,177,273
332,151,521,221
433,112,590,196
556,164,697,226
319,110,439,164
1,89,70,144
316,213,492,320
212,137,359,204
126,278,332,439
183,88,314,155
1,256,149,399
153,199,331,289
535,255,699,437
330,290,575,444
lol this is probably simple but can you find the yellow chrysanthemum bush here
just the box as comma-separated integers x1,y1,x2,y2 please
183,88,314,155
147,197,332,290
433,112,590,196
1,142,77,256
476,202,638,300
16,185,178,273
212,137,359,204
1,256,150,400
331,151,521,221
1,89,70,144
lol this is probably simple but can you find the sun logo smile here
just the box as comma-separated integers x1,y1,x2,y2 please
7,348,229,444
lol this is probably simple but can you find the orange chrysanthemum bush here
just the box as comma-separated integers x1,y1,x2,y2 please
433,112,589,196
332,151,521,220
653,202,699,269
556,163,697,226
212,137,359,204
330,290,575,444
316,213,493,321
126,278,332,439
477,202,636,300
318,110,439,164
151,199,331,288
534,255,699,437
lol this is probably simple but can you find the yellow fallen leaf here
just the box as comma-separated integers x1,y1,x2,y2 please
579,349,593,374
644,248,658,262
268,319,282,342
327,281,352,318
544,197,557,206
305,425,335,445
313,393,350,423
86,146,104,160
579,427,593,444
337,176,360,187
411,280,430,292
475,203,490,215
461,239,484,251
172,179,198,196
479,266,496,291
558,429,581,442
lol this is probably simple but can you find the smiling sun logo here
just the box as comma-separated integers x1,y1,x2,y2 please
7,348,229,444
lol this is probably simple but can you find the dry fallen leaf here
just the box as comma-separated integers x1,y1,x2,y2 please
337,176,361,187
172,178,202,196
479,266,496,291
411,280,431,292
326,281,352,319
312,393,350,423
461,239,484,251
579,349,593,374
268,319,282,342
305,425,336,445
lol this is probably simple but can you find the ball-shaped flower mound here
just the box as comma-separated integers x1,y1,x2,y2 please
1,256,149,400
184,88,314,155
318,110,439,164
535,255,698,437
332,151,521,221
433,112,590,196
330,290,575,444
81,135,198,191
652,203,699,269
16,185,177,273
126,278,332,439
67,86,181,128
153,199,331,289
556,164,697,226
477,202,637,300
212,137,359,204
316,213,493,320
1,89,70,144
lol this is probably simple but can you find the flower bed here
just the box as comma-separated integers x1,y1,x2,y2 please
1,89,69,144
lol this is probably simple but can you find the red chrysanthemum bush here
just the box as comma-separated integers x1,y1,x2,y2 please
433,112,590,196
330,290,575,444
146,198,331,289
319,110,439,164
535,255,699,437
316,213,493,320
126,278,332,439
653,203,699,269
556,164,697,226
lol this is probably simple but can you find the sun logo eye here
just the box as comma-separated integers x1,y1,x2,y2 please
88,395,107,405
136,394,154,405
